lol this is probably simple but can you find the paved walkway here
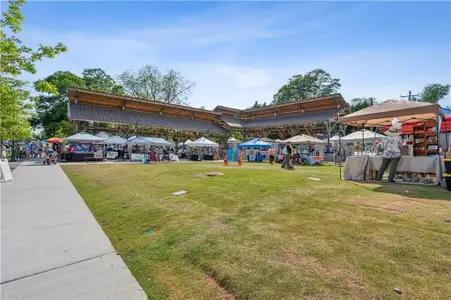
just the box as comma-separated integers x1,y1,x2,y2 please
1,161,148,300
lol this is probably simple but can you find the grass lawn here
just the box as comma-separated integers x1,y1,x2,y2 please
63,163,451,300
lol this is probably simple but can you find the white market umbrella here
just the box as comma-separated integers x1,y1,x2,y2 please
184,139,193,145
104,136,126,145
65,132,105,143
283,134,326,144
227,137,241,144
329,135,341,142
94,131,111,139
341,129,385,142
188,137,218,147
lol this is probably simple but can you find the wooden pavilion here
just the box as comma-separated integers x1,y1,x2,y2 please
68,88,348,139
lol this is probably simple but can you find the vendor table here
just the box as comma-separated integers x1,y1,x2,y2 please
63,152,104,162
190,154,199,161
204,154,214,161
106,151,118,159
131,153,145,161
344,155,443,184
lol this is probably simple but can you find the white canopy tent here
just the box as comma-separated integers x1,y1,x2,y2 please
283,134,326,144
185,139,193,145
65,132,105,143
104,136,126,145
341,129,385,142
188,137,218,147
125,136,155,145
146,137,173,146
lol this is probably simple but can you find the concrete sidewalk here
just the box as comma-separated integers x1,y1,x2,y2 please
1,161,148,300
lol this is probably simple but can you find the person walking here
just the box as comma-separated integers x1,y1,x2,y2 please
281,142,294,169
376,119,403,182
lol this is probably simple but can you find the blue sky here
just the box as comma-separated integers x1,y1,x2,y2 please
16,1,451,108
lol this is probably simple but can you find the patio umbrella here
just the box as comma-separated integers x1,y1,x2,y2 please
283,134,326,144
46,137,63,143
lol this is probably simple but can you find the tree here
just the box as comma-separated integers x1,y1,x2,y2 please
349,97,375,113
0,0,67,145
249,101,267,109
420,83,451,104
33,68,123,137
118,65,195,105
82,68,124,94
272,69,340,105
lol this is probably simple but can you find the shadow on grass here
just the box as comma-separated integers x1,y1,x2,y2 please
352,181,451,201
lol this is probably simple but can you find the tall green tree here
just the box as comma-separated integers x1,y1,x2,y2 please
0,0,67,144
249,101,267,109
349,97,375,113
272,69,340,105
82,68,124,94
118,65,195,105
419,83,450,104
34,68,123,137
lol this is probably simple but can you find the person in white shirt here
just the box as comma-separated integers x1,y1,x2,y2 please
376,119,403,182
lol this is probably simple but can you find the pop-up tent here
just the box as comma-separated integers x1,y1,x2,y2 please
339,100,444,126
126,136,154,145
104,136,126,145
94,131,111,139
188,137,218,147
64,132,105,143
227,137,241,144
146,137,173,146
238,139,271,149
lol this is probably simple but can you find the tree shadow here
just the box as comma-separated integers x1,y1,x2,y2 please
351,181,451,201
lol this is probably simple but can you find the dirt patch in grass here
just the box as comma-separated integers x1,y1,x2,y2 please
204,276,235,300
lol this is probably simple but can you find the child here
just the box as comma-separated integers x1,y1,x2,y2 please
223,152,228,166
238,150,243,167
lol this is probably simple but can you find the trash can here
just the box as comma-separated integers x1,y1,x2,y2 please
444,174,451,191
444,159,451,174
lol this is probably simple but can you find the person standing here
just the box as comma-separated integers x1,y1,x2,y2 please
238,149,243,167
268,147,275,164
376,119,403,182
223,152,228,166
281,142,294,169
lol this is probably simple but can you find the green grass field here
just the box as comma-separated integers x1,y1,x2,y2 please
63,163,451,300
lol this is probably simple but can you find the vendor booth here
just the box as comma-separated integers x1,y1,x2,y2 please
188,137,219,161
103,136,126,159
283,134,326,165
238,139,271,162
126,136,173,162
62,132,105,162
339,100,447,185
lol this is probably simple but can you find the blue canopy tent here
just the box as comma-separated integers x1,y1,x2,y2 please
237,139,272,162
237,139,272,149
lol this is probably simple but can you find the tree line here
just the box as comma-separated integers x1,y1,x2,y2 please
1,0,450,141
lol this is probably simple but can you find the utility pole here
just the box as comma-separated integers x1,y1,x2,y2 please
401,90,419,101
